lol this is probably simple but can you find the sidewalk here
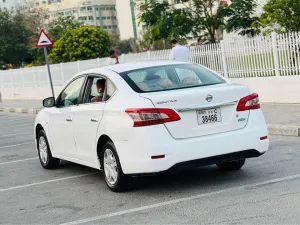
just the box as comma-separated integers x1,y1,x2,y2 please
0,100,299,137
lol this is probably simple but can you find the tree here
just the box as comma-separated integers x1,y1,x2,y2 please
255,0,300,34
138,0,228,43
21,8,51,65
48,15,83,41
117,39,134,54
110,30,121,49
138,0,195,41
49,26,112,63
139,29,186,50
225,0,259,37
0,9,33,67
184,0,228,42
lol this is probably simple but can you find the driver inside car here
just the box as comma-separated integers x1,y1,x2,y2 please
91,79,106,102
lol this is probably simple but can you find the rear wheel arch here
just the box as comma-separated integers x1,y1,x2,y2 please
97,135,113,164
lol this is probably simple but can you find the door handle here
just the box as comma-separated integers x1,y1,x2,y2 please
91,118,99,122
66,118,73,122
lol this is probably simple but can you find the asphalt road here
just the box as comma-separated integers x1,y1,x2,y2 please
1,112,300,224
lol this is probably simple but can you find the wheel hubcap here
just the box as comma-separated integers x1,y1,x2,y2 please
39,136,48,164
103,149,118,186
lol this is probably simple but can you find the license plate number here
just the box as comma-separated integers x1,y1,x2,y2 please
197,108,222,125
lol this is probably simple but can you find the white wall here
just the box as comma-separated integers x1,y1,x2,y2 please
230,76,300,103
0,86,63,100
1,76,300,103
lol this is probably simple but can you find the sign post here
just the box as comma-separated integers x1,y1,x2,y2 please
36,29,55,98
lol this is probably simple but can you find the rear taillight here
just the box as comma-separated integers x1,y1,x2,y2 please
237,93,260,111
125,108,181,127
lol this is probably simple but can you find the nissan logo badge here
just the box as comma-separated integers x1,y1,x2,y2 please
206,95,213,102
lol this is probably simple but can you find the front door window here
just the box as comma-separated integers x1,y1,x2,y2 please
59,76,85,107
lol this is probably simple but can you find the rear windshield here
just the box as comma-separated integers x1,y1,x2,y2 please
119,64,226,93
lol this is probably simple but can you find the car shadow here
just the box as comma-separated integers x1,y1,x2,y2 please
56,160,256,193
132,166,251,192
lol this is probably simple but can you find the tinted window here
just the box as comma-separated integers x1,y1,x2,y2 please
59,76,85,107
120,64,225,93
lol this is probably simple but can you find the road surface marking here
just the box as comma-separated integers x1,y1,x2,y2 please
0,142,35,149
61,173,300,225
0,132,33,138
0,122,34,129
0,157,38,166
0,172,98,193
0,118,35,124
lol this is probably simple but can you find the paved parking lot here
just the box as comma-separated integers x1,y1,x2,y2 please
1,112,300,224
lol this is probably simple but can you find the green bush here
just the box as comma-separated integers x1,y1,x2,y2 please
49,26,112,63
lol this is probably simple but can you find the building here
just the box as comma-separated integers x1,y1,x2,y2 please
10,0,119,35
45,0,119,34
0,0,23,11
115,0,136,40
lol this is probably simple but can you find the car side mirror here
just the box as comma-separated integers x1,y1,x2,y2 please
43,97,55,108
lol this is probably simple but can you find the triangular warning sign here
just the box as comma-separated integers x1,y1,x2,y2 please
36,29,53,48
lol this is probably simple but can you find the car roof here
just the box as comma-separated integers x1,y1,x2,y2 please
103,60,190,73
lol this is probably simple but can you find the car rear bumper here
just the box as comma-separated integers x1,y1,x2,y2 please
129,149,265,177
115,110,269,175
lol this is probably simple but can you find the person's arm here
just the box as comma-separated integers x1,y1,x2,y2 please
115,55,119,64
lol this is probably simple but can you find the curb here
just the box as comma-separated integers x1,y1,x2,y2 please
267,124,300,137
0,107,40,114
1,107,300,137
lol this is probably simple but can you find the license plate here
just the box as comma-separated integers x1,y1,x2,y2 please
197,108,222,125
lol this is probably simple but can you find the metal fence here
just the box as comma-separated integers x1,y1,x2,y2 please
1,31,300,88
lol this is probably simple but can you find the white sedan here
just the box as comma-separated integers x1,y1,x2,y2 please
35,61,269,192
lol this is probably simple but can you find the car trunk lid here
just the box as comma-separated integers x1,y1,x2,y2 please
140,83,251,139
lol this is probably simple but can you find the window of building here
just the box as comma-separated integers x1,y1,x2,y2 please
107,16,111,19
102,16,107,20
48,0,61,4
88,16,93,20
80,7,86,11
87,6,92,11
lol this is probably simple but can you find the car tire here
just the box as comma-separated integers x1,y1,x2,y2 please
37,130,60,169
216,159,246,171
101,141,133,192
